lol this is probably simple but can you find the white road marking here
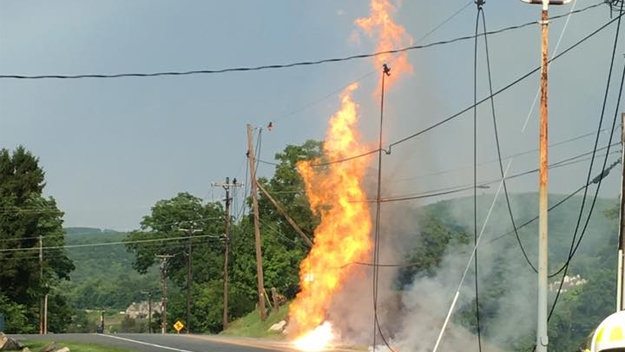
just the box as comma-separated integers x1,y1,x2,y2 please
97,333,195,352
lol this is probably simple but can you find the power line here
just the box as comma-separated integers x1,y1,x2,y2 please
472,5,484,351
348,158,619,269
481,9,537,274
312,9,622,168
269,0,473,125
0,233,223,253
548,0,625,322
371,146,620,203
0,3,603,81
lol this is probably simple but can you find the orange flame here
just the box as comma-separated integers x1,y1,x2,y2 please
289,2,412,350
355,0,414,89
289,82,373,342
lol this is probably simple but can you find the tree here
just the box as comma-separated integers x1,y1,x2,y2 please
0,146,74,333
221,140,322,323
125,192,226,332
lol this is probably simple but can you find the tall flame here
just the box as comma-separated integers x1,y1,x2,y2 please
355,0,414,90
289,82,373,342
289,1,412,350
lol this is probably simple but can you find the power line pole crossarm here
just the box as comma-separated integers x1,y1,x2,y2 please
247,124,267,321
212,177,243,330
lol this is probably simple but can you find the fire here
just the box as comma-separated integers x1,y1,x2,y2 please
293,322,335,352
289,1,412,350
289,82,373,341
355,0,414,90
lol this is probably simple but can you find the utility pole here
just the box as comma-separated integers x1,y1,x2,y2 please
142,291,153,333
247,124,267,321
520,1,571,351
156,254,174,334
179,227,201,334
618,112,625,312
212,177,243,329
39,235,43,335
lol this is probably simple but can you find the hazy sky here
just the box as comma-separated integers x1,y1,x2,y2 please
0,0,622,230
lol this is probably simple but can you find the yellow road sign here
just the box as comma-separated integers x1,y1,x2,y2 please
173,320,184,333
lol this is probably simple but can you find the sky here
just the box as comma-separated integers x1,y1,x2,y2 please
0,0,623,230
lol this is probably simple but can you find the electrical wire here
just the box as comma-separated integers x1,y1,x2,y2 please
270,0,473,125
481,9,537,273
347,158,619,269
371,145,620,203
0,4,602,81
548,0,625,322
0,232,223,253
312,10,623,168
371,67,396,352
472,5,484,351
549,52,625,323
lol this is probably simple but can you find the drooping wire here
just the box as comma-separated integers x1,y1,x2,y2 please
481,10,538,273
548,0,625,321
472,4,484,351
550,0,624,276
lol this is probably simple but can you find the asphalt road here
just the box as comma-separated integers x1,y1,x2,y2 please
10,333,299,352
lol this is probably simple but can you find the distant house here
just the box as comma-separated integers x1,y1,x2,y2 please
125,301,162,319
548,274,587,293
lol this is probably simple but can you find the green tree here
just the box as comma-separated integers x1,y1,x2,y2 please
0,147,74,333
125,192,226,332
229,140,322,310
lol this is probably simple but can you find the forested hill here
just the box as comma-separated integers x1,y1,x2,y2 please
61,228,160,310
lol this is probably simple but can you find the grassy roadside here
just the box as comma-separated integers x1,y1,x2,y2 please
22,340,138,352
220,305,289,339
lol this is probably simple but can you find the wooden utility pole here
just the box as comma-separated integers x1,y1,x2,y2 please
519,1,571,350
156,254,174,334
247,124,267,321
212,177,242,329
537,3,550,351
179,228,200,334
618,112,625,311
39,235,43,335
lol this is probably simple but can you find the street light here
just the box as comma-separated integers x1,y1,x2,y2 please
519,0,571,351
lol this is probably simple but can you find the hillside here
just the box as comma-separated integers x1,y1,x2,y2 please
60,228,160,310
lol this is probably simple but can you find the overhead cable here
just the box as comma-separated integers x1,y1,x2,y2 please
0,2,603,81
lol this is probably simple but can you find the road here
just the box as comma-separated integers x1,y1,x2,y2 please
10,333,302,352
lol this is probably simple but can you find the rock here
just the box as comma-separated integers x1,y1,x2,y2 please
21,348,31,352
268,320,287,332
37,342,56,352
0,332,23,350
55,348,70,352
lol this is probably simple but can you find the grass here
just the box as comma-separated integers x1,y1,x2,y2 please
220,304,290,339
22,340,138,352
